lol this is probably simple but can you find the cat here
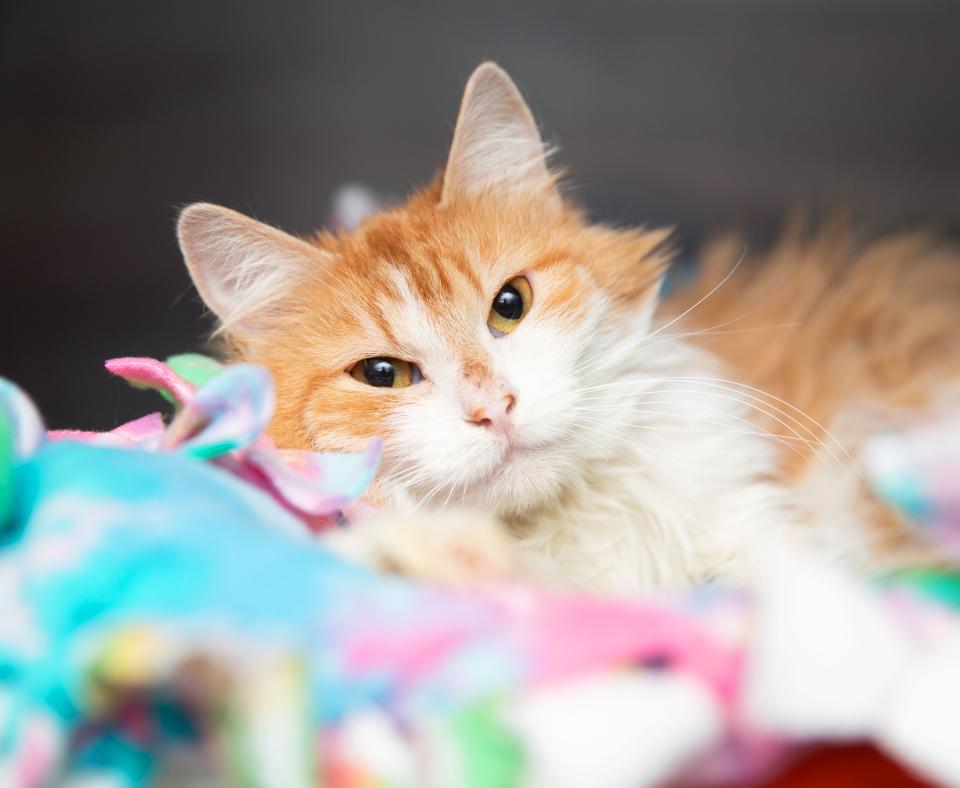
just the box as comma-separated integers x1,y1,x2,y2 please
176,62,960,593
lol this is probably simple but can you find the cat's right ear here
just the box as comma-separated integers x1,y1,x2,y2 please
440,63,560,209
177,203,324,333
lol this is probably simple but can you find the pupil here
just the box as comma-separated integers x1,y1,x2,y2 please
493,285,524,320
365,359,395,387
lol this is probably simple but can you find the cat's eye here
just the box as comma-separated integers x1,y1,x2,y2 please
350,357,422,388
488,276,532,336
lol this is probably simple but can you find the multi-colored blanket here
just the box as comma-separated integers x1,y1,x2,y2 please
2,357,959,787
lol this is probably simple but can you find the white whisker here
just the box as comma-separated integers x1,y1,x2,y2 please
572,400,818,461
577,375,856,474
572,246,748,378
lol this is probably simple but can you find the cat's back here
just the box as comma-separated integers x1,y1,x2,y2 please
663,225,960,565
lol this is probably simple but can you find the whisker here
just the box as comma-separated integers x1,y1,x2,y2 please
587,383,822,453
568,421,658,465
414,476,455,511
632,320,801,357
572,400,818,459
577,384,824,459
378,465,428,489
439,476,459,510
643,246,749,344
669,377,856,474
577,375,856,474
573,246,749,378
572,419,673,466
572,280,753,382
576,413,804,443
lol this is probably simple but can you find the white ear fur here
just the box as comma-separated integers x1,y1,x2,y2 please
177,203,325,333
441,62,559,207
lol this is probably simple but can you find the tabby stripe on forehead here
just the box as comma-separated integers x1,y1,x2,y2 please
448,250,484,295
406,257,448,307
425,251,453,294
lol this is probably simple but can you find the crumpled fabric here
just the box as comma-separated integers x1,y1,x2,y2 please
47,356,380,531
3,365,960,787
864,416,960,558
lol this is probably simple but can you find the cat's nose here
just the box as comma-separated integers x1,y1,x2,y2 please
467,394,516,435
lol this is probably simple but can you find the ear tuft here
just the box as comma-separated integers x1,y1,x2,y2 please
177,203,324,334
441,63,559,207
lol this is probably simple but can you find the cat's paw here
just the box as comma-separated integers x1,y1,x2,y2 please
324,508,523,585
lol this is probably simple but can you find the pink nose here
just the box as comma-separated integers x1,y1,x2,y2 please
467,394,516,435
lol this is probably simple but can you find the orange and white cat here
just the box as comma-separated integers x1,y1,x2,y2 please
177,63,960,593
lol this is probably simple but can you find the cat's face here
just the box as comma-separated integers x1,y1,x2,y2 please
178,63,668,516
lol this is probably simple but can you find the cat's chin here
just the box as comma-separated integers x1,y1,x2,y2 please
453,442,570,518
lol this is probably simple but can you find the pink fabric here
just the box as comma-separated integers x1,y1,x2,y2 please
48,413,165,447
105,357,196,405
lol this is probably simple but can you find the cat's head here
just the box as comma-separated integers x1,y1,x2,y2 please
178,63,670,516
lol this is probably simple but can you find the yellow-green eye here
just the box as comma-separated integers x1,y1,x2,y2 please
488,276,532,336
350,357,422,388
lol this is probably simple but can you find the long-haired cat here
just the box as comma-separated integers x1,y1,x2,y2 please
177,63,960,593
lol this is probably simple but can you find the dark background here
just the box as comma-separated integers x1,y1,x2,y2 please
2,0,959,429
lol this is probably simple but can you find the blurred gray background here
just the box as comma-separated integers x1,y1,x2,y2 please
2,0,959,428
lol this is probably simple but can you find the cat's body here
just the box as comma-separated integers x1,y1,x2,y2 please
177,64,960,593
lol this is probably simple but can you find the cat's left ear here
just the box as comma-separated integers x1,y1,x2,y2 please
440,63,560,209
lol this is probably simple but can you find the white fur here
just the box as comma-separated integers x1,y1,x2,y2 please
371,256,798,593
505,334,797,592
